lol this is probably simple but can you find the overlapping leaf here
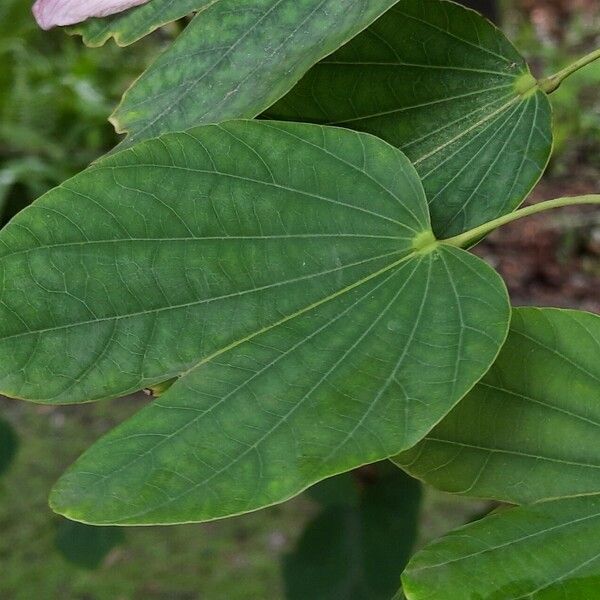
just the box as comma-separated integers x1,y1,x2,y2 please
0,121,509,524
285,466,421,600
110,0,400,148
267,0,553,236
402,494,600,599
395,308,600,504
70,0,215,47
0,121,430,403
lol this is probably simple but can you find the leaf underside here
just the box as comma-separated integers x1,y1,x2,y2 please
111,0,400,148
0,121,509,524
394,307,600,504
402,494,600,600
267,0,553,236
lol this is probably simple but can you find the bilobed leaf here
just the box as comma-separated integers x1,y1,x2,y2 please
267,0,552,236
0,121,510,524
402,494,600,600
111,0,400,148
0,120,428,403
70,0,215,47
0,416,18,476
394,308,600,504
284,466,421,600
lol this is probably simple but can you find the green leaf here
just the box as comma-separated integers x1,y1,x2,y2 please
394,307,600,504
284,465,421,600
0,416,18,477
111,0,400,148
0,121,509,524
55,519,125,569
402,494,600,600
267,0,552,236
70,0,214,47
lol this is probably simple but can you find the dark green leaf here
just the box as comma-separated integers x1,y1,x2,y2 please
267,0,552,236
395,308,600,504
112,0,400,148
0,416,18,477
285,466,421,600
0,121,509,524
55,519,125,569
402,494,600,600
307,471,360,509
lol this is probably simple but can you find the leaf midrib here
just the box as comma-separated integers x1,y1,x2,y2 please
68,163,418,233
408,507,600,572
395,8,515,66
511,549,600,600
512,329,600,384
478,381,600,427
415,94,522,170
315,257,434,469
400,93,515,151
59,256,429,523
120,0,344,140
0,233,411,263
327,84,514,126
52,261,420,520
0,248,409,343
429,98,530,234
421,437,600,470
319,60,516,77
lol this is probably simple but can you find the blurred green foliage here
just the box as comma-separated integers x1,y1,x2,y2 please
506,6,600,173
0,393,482,598
55,520,125,570
0,416,18,477
284,467,421,600
0,0,159,223
0,396,311,598
0,2,597,597
1,0,598,226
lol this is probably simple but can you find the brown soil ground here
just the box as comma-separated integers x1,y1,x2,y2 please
474,174,600,312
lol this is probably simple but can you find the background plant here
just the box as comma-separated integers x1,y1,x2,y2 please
1,1,599,598
0,0,159,224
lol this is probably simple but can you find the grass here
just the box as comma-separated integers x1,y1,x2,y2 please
0,394,484,599
0,395,314,599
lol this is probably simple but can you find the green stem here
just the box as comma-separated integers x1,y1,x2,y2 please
539,48,600,94
442,195,600,248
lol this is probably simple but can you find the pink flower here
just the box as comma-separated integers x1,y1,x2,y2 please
32,0,151,30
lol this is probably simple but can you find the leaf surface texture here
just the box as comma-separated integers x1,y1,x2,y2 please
268,0,552,236
403,494,600,599
395,308,600,504
0,121,510,524
111,0,400,147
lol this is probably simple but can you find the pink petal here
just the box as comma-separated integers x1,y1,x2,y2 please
33,0,151,30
